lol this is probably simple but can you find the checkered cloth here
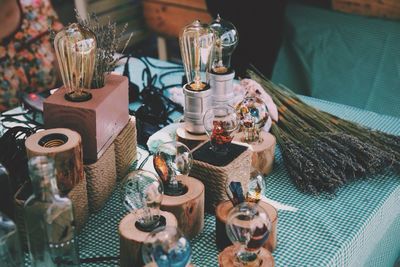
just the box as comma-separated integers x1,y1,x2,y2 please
69,96,400,267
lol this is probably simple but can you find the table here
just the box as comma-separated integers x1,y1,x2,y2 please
15,58,399,266
69,58,400,267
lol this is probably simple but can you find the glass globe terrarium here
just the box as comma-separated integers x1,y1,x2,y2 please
54,23,96,102
236,96,269,143
153,141,193,196
209,14,239,74
226,202,271,266
141,226,191,267
226,170,267,206
121,170,164,232
203,105,238,154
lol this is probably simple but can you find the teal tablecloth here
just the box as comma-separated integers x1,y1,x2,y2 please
272,2,400,118
72,58,400,267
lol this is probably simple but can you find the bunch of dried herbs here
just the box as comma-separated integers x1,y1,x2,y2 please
76,12,132,88
248,69,400,195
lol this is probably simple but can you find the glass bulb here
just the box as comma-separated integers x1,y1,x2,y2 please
180,20,215,91
203,105,238,154
153,141,193,196
226,170,267,206
236,96,269,143
226,202,271,266
209,14,238,74
54,23,96,102
0,212,23,267
121,170,164,232
142,226,191,267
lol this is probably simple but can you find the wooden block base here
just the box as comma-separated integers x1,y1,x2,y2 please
219,245,274,267
215,200,278,252
176,126,208,150
161,176,204,239
233,131,276,176
119,211,177,267
44,74,129,162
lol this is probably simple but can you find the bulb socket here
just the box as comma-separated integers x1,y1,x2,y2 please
209,71,235,107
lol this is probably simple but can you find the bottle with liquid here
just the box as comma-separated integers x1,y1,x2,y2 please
24,156,79,266
0,212,23,267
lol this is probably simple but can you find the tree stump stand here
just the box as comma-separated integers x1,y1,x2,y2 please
215,200,278,252
219,245,275,267
233,131,276,176
161,176,204,239
119,211,177,267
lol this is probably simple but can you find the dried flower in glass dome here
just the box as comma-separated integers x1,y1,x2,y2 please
236,96,269,143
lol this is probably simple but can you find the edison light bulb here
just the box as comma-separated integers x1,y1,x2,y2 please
236,96,269,143
54,23,96,102
226,202,271,266
142,226,191,267
180,20,215,91
209,15,238,74
121,170,164,232
153,141,193,196
203,105,238,154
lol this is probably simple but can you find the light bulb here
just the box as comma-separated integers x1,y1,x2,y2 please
180,20,215,91
226,170,267,206
121,170,164,232
226,202,271,266
54,23,96,102
142,226,191,267
203,105,238,154
236,96,269,143
153,141,193,196
209,15,238,74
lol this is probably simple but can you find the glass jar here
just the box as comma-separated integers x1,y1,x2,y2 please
24,156,79,266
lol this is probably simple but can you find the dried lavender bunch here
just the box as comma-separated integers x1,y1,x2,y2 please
76,12,132,88
248,69,400,195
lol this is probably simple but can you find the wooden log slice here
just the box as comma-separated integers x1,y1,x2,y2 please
219,245,274,267
176,126,208,150
161,176,204,239
119,211,178,267
25,128,84,194
233,131,276,176
215,200,278,252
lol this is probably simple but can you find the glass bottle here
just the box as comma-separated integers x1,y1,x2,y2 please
0,212,23,267
24,156,79,266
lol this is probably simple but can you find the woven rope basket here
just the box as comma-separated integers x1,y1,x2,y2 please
114,116,137,181
189,143,252,213
84,143,116,213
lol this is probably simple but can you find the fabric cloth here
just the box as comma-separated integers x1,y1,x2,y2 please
0,0,62,111
66,96,400,267
272,2,400,118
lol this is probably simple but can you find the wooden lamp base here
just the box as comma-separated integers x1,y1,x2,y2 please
233,131,276,176
176,125,208,150
215,200,278,252
161,176,204,239
119,211,178,267
219,245,275,267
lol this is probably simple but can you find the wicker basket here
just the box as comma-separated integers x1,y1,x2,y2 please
332,0,400,20
84,143,116,213
189,142,252,213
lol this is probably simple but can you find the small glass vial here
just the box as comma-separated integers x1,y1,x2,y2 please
0,212,23,267
24,156,79,266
